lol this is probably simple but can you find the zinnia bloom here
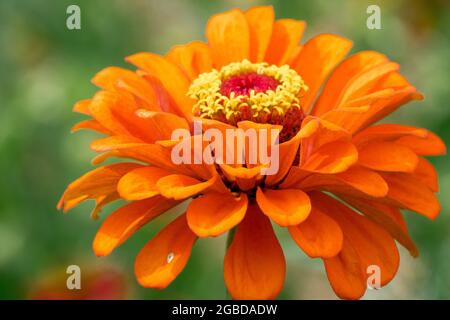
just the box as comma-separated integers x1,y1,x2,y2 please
58,6,446,299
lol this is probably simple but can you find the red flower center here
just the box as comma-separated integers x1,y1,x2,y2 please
220,73,279,97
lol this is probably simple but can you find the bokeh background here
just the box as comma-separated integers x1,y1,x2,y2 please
0,0,449,299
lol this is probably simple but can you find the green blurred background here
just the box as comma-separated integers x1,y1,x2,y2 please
0,0,449,299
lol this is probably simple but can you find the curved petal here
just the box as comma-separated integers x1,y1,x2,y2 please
353,124,428,146
156,174,217,200
312,51,388,116
311,192,400,298
256,188,311,226
92,66,159,108
224,204,285,300
292,34,353,112
413,157,438,192
244,6,274,62
301,140,358,174
206,9,250,68
58,163,142,211
73,99,91,115
338,195,419,257
187,192,248,237
126,53,193,120
380,172,440,220
323,238,366,300
298,166,388,198
71,119,111,135
93,196,178,256
135,214,197,289
358,141,418,172
166,41,213,80
117,167,172,200
289,205,343,258
265,19,305,65
395,131,446,156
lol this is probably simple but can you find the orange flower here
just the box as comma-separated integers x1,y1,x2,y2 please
58,6,446,299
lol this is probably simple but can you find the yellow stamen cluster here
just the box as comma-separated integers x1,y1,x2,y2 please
187,60,308,125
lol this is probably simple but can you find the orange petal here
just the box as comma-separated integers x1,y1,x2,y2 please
265,19,305,65
156,174,217,200
93,196,178,256
206,9,250,68
224,204,285,300
323,238,366,300
126,53,193,120
395,131,446,156
413,157,438,192
358,141,419,172
90,135,147,152
311,192,399,297
58,163,142,211
301,140,358,174
244,6,274,62
256,188,311,226
380,172,440,220
299,166,388,198
73,99,91,115
117,167,172,201
166,41,213,80
135,214,197,289
187,192,248,237
339,195,418,257
92,66,159,108
292,34,353,112
336,62,400,106
312,51,388,116
299,116,351,162
353,124,428,146
289,205,343,258
71,120,111,135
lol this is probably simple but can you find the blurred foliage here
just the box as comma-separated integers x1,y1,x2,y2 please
0,0,449,299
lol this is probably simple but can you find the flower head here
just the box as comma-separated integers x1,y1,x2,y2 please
59,6,446,299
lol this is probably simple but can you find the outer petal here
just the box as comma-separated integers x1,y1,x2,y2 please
353,124,428,146
206,9,250,68
224,204,286,300
312,51,388,116
358,141,419,172
166,41,213,80
298,166,388,198
312,192,400,299
135,214,197,289
256,188,311,226
265,19,305,65
380,172,440,220
93,196,178,256
126,53,193,120
292,34,353,112
289,205,343,258
58,163,142,211
395,131,446,156
339,195,419,257
300,141,358,174
187,193,248,237
156,174,217,200
413,157,439,192
244,6,274,63
117,167,172,200
323,239,366,300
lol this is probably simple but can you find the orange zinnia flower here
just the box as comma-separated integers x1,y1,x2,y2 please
58,6,446,299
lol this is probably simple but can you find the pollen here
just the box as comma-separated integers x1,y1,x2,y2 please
187,59,308,127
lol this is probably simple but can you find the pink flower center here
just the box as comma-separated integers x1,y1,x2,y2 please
220,73,279,97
